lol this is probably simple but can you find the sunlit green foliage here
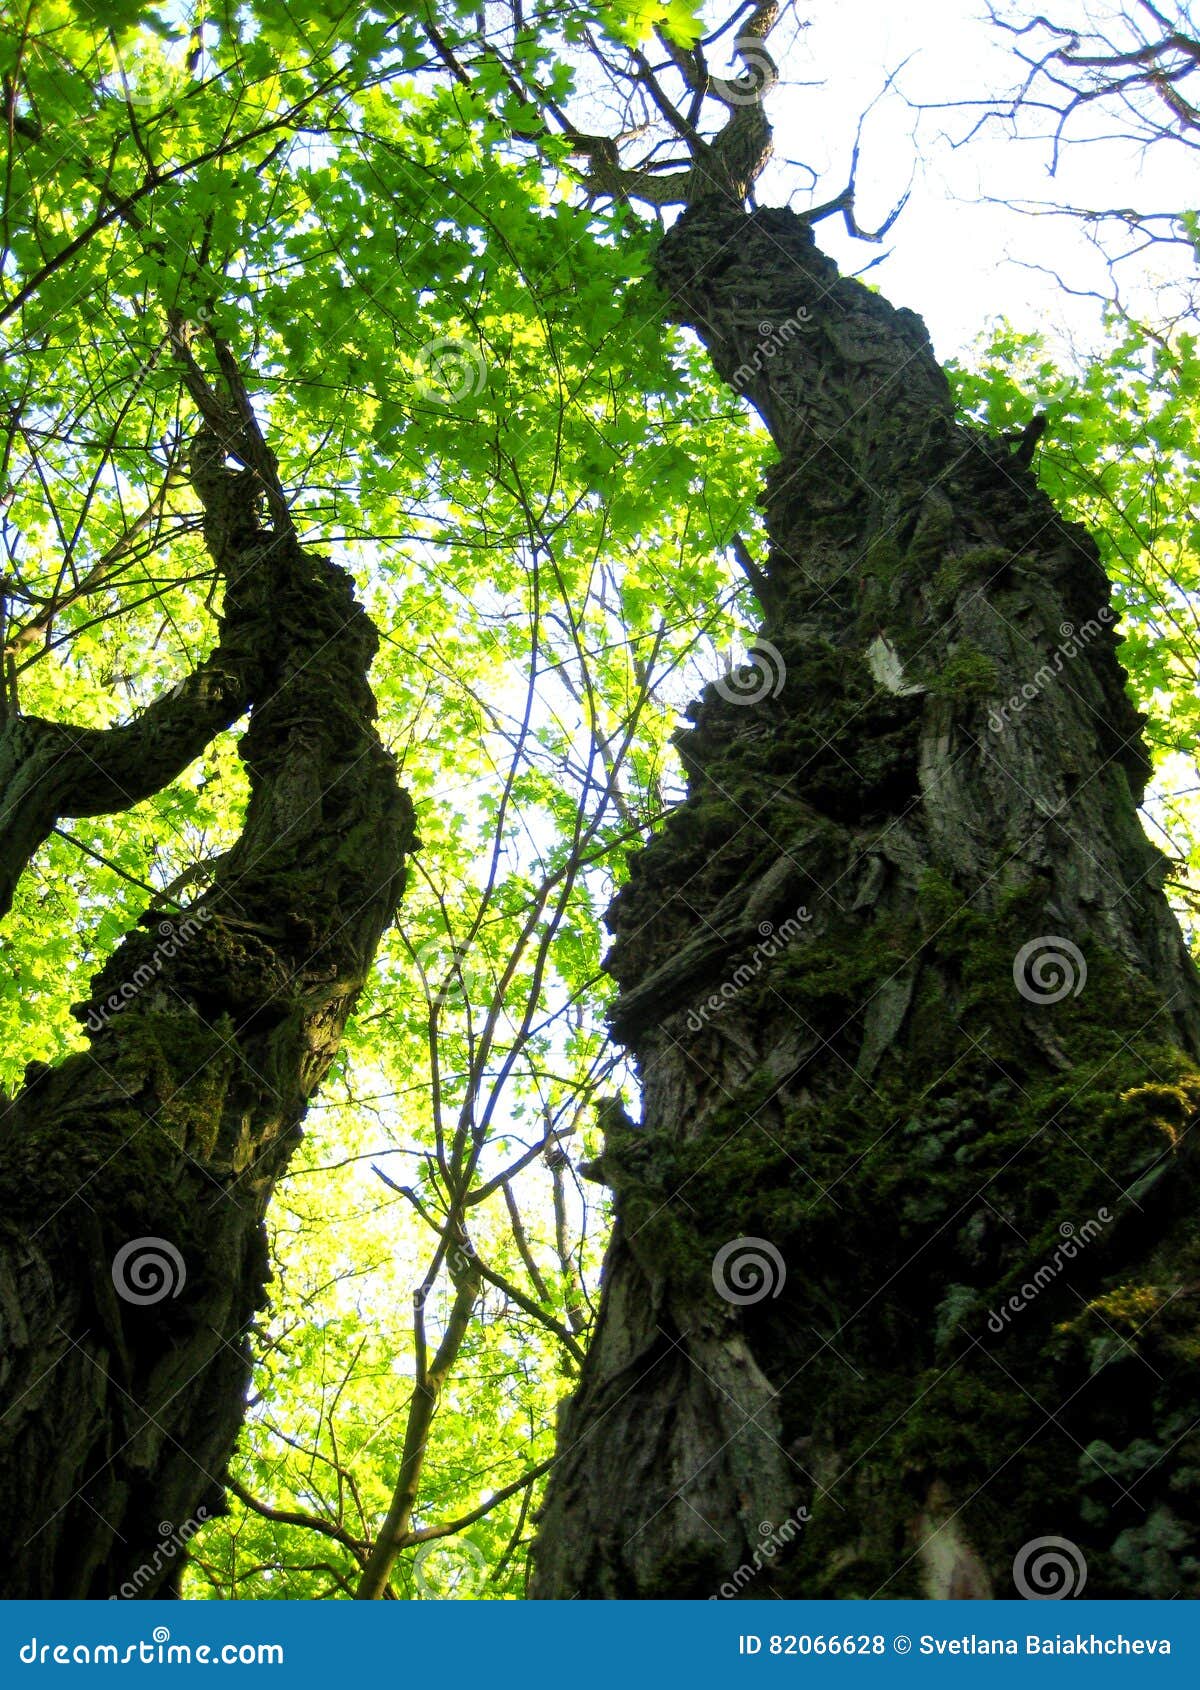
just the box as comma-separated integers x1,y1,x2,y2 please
1,0,764,1597
5,0,1198,1597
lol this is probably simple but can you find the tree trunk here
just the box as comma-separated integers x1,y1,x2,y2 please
0,432,413,1597
531,203,1200,1600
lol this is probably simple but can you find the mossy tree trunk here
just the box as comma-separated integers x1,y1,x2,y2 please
0,406,413,1596
531,204,1200,1600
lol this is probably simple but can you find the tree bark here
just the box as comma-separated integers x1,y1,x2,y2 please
531,203,1200,1600
0,429,413,1597
0,643,253,921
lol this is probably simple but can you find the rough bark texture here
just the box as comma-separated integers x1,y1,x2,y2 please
0,434,413,1597
0,658,251,921
531,204,1200,1600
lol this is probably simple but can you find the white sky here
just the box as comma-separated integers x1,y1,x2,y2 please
754,0,1197,360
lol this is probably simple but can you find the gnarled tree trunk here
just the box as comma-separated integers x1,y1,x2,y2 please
0,407,413,1597
531,203,1200,1600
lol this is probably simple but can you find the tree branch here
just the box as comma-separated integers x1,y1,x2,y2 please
225,1476,368,1558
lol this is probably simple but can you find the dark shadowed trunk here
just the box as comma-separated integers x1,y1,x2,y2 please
531,203,1200,1599
0,412,413,1597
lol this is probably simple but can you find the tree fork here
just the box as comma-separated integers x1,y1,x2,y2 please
530,203,1200,1599
0,411,414,1597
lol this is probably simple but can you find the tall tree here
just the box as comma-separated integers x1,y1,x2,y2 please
5,0,1200,1601
0,3,427,1596
0,315,413,1596
510,6,1200,1599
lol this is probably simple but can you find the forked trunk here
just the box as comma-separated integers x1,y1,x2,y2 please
0,457,412,1597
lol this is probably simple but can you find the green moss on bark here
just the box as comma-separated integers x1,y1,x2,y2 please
595,870,1200,1597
